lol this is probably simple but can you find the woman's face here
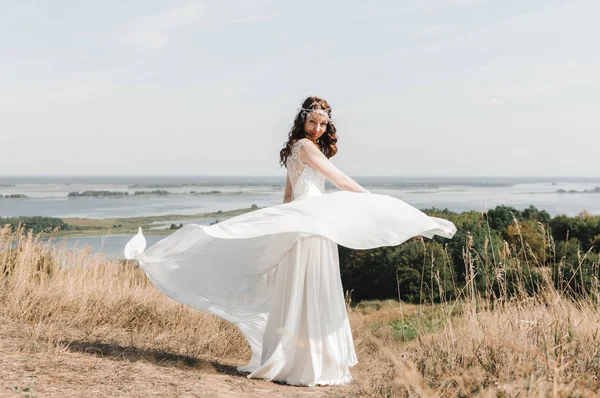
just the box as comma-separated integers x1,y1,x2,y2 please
303,111,328,141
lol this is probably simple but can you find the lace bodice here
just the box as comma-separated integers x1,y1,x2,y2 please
286,139,325,200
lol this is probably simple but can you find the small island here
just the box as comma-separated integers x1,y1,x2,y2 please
133,190,170,196
65,189,233,198
68,190,129,197
556,187,600,194
190,190,222,195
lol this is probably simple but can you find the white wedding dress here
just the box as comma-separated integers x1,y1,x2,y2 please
125,138,456,386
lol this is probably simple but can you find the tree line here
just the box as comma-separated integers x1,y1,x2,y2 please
67,190,170,197
339,205,600,304
0,216,71,233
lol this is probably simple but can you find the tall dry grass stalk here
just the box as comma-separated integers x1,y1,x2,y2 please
342,216,600,397
0,226,249,364
2,220,600,397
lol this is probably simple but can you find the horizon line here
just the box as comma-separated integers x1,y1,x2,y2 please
2,174,600,179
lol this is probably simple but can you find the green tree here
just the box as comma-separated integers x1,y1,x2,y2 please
0,216,71,233
521,205,551,224
391,239,455,303
339,246,397,302
485,205,521,238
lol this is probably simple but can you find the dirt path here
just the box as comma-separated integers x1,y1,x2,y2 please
1,322,353,398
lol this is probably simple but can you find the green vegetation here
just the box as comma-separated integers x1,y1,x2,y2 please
340,205,600,304
3,203,600,307
190,190,222,195
57,207,257,237
65,189,229,197
129,183,205,188
0,216,71,233
0,207,258,237
133,190,169,195
556,186,600,193
0,194,27,198
67,190,128,197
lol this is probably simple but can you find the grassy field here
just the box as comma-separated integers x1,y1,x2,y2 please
2,224,600,397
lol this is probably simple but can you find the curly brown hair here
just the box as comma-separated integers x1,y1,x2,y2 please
279,96,338,167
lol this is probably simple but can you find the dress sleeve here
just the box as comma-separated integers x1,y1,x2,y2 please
299,139,370,193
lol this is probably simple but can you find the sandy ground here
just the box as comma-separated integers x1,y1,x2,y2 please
0,321,353,398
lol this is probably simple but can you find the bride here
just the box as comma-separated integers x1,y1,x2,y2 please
125,96,456,387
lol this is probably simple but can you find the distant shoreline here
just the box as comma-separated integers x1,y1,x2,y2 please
2,175,600,186
54,206,257,238
0,190,251,200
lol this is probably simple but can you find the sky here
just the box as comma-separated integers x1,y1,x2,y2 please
1,0,599,177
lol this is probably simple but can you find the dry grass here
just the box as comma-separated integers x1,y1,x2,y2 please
2,224,600,397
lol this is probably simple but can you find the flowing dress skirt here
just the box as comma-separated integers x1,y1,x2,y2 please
247,236,357,386
126,191,456,386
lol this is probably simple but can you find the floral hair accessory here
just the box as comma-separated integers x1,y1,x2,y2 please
299,104,336,125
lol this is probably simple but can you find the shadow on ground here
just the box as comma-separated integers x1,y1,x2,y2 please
60,340,246,377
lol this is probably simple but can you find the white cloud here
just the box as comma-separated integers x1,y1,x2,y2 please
120,1,206,51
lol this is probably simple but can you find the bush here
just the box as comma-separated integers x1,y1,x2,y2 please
0,216,71,233
339,239,455,304
339,246,397,302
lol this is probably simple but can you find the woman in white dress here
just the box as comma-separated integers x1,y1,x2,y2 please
125,96,456,387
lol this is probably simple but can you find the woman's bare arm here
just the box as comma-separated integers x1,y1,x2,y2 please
300,140,370,193
283,174,293,203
